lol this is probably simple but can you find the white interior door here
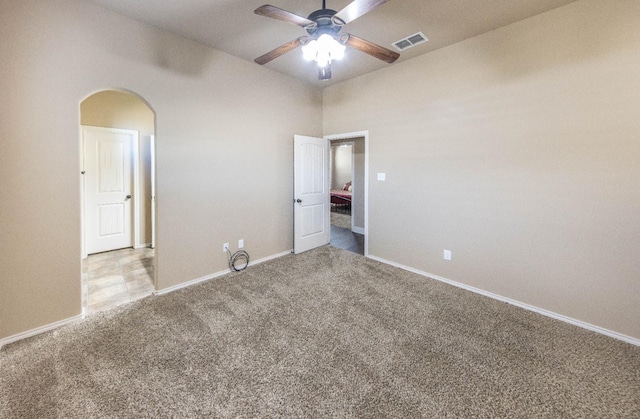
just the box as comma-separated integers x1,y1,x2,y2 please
294,135,330,254
83,126,136,255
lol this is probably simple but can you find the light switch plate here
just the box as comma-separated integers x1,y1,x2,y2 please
377,173,386,181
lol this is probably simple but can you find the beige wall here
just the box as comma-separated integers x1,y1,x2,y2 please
332,144,352,190
0,0,321,340
81,90,155,245
324,0,640,340
3,0,639,344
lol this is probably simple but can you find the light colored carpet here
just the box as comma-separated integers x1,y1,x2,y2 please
2,246,639,417
331,211,351,229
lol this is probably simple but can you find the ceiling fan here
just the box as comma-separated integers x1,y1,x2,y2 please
254,0,400,80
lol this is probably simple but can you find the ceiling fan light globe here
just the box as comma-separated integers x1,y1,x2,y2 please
309,34,345,66
316,50,331,67
317,33,334,47
332,43,346,61
301,40,318,61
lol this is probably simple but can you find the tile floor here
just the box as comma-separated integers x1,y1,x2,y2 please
330,212,365,255
82,247,155,315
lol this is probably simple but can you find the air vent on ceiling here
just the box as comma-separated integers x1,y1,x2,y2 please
392,32,428,52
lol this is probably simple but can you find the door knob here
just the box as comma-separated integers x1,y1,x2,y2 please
125,195,132,199
296,199,302,203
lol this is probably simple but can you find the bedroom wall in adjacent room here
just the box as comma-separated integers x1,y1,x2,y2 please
331,144,353,190
0,0,322,341
323,0,640,340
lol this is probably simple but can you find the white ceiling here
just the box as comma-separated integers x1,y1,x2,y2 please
86,0,577,87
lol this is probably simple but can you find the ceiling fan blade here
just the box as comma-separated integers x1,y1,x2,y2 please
344,34,399,63
254,5,315,28
333,0,390,25
255,37,307,65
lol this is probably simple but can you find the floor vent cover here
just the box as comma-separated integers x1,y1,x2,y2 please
392,32,428,51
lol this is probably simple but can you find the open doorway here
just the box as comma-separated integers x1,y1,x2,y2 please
327,133,367,255
80,90,156,314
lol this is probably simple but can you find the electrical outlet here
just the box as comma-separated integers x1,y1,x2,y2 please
238,239,244,249
444,249,452,261
223,243,229,252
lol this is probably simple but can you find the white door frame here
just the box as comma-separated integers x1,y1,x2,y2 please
150,135,156,249
325,130,369,257
80,125,140,259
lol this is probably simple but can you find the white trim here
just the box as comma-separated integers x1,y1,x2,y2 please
154,250,292,296
364,134,369,257
0,313,84,349
2,250,289,348
325,131,368,140
367,254,640,347
132,132,141,249
150,135,156,250
325,131,369,257
7,252,636,349
80,125,86,259
154,269,230,296
352,226,365,235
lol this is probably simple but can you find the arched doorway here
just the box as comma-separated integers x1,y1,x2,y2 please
80,89,156,314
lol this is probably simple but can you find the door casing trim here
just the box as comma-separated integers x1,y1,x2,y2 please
324,130,369,257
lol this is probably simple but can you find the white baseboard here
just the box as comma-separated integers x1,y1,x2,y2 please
367,254,640,347
154,250,292,296
0,313,84,349
1,250,292,348
352,226,365,235
9,250,634,349
154,269,230,296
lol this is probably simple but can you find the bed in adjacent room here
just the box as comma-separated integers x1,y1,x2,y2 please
331,181,352,213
